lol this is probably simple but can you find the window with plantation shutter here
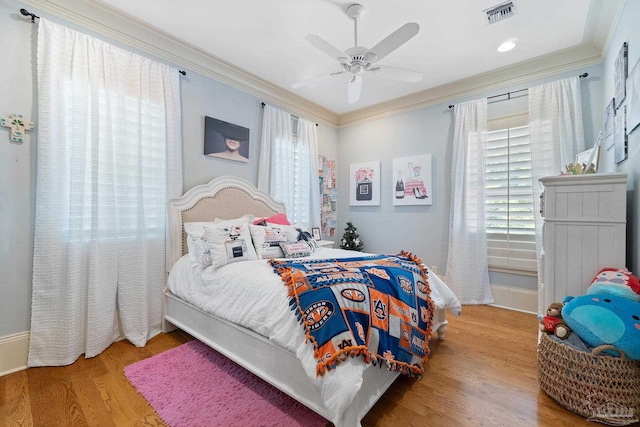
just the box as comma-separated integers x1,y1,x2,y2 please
485,114,537,273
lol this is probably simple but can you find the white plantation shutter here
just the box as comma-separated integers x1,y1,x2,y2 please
485,115,537,273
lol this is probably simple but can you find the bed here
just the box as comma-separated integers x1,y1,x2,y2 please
162,175,461,427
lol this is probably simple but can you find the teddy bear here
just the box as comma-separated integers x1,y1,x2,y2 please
539,302,571,339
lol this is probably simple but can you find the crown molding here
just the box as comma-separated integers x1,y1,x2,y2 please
20,0,613,130
21,0,340,127
337,43,603,128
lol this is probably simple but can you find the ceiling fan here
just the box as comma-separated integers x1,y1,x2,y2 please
292,3,422,104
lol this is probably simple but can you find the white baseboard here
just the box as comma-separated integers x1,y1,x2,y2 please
0,331,30,377
490,285,537,314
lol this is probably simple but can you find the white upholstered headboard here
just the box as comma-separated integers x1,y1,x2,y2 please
166,176,286,273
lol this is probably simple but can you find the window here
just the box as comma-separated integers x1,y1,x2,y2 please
485,114,537,273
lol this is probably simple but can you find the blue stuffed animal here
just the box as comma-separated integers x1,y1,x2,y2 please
562,294,640,360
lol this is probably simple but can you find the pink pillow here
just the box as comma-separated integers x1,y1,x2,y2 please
254,213,290,226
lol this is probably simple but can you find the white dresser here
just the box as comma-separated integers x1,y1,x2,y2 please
538,173,628,314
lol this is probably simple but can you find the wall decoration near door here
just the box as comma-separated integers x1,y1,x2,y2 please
204,116,250,163
392,154,432,206
614,105,627,164
604,98,615,150
318,156,337,237
626,57,640,135
614,42,628,109
349,161,380,206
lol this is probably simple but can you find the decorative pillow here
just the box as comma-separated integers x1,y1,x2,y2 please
253,213,290,226
279,241,312,258
281,224,320,251
248,223,288,259
215,214,255,224
184,221,257,268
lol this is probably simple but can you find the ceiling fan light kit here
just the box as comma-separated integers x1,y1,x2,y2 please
293,3,423,104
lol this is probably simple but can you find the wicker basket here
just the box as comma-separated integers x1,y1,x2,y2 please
537,333,640,425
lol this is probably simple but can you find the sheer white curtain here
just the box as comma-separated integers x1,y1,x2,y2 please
29,19,182,366
529,77,585,295
294,118,320,229
258,104,319,229
445,99,494,304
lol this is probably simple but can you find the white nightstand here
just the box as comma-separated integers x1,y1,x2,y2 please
317,240,335,248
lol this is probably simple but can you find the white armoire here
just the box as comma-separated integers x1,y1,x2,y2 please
538,173,628,315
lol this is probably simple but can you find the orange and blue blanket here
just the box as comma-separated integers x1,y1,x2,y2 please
270,251,434,377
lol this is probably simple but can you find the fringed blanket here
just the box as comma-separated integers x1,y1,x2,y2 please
270,251,434,377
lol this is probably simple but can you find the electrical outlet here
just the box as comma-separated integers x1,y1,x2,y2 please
431,265,437,274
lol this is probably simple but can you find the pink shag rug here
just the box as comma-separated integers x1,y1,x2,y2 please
124,340,327,427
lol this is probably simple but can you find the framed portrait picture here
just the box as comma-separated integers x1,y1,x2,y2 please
392,154,433,206
614,42,628,109
311,227,321,240
349,161,380,206
204,116,250,163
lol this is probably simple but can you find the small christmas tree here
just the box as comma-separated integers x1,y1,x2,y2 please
340,221,363,251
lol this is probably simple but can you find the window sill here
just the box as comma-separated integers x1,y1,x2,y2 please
488,266,537,277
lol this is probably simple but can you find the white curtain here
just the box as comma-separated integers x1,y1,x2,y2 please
529,77,585,295
258,104,319,229
295,118,320,229
29,19,182,366
445,99,494,304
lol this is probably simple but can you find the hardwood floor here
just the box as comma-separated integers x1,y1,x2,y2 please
1,306,630,426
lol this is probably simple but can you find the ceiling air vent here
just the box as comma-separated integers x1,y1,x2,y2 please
484,1,516,25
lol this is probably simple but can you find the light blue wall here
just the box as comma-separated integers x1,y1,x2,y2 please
1,0,635,339
0,0,38,337
0,0,338,337
601,0,640,273
337,62,604,290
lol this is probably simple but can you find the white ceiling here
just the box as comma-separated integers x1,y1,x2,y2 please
93,0,620,116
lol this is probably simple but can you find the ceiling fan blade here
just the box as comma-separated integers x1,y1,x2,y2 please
366,22,419,63
291,71,345,89
347,75,362,104
370,65,422,82
305,35,349,62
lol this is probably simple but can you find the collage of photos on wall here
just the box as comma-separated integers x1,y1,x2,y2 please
607,41,640,164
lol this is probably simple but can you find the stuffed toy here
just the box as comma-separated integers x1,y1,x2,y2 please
562,294,640,360
587,268,640,302
539,302,571,339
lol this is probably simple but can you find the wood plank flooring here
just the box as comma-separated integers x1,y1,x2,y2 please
1,306,629,426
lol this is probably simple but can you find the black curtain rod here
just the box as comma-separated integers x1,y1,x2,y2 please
20,8,186,76
20,8,39,22
448,72,589,109
261,102,318,126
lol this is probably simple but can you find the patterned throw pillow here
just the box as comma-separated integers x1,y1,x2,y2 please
279,241,312,258
248,223,288,259
184,221,257,268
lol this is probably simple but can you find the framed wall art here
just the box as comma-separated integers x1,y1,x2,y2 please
626,56,640,134
392,154,432,206
204,116,250,163
614,42,628,109
604,98,615,149
614,105,628,164
349,161,380,206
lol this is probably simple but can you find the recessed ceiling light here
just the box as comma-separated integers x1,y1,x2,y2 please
497,41,516,52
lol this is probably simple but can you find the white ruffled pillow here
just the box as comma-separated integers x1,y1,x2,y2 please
184,221,257,268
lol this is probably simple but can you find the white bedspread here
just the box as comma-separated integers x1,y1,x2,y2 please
167,248,461,421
